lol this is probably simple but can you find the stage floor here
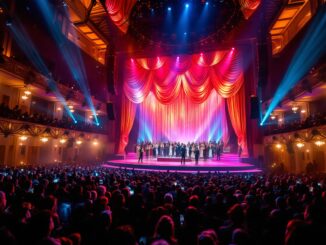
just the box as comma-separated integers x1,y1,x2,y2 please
103,153,261,173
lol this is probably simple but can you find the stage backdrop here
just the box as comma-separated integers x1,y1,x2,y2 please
138,90,228,143
118,49,248,156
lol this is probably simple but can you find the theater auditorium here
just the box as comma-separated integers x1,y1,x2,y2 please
0,0,325,244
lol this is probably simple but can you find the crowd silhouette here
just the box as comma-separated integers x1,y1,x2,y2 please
0,166,325,245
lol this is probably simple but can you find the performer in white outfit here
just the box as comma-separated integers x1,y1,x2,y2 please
169,143,172,156
200,143,204,158
209,143,213,158
155,143,158,157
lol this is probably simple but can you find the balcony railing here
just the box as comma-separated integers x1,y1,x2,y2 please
264,113,326,136
0,115,107,138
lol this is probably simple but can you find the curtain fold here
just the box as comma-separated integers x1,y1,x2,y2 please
227,85,248,156
123,49,244,104
105,0,137,33
239,0,261,20
138,90,228,144
118,94,137,154
118,49,248,154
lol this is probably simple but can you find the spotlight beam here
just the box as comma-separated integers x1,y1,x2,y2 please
35,0,99,125
261,9,326,125
8,19,76,122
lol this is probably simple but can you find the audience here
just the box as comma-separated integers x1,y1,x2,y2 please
0,166,325,245
0,103,106,134
266,112,326,135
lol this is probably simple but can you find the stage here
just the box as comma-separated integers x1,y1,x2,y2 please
103,153,261,173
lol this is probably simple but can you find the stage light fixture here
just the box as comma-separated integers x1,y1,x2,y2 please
300,109,306,113
270,115,276,120
92,140,98,146
275,143,282,149
76,140,82,145
185,4,189,8
206,2,209,5
24,90,31,95
57,107,62,111
168,7,171,11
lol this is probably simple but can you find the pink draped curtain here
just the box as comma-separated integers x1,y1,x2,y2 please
138,90,229,143
118,49,248,156
118,93,136,154
227,85,248,156
123,50,243,103
105,0,136,33
239,0,261,20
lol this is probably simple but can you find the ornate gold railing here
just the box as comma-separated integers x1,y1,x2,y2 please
0,117,106,139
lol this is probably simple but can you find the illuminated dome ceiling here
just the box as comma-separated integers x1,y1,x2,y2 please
128,0,242,48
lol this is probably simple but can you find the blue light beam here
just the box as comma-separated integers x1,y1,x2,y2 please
35,0,99,125
8,20,77,122
261,9,326,125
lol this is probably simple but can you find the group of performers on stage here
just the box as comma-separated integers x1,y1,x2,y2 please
137,141,225,164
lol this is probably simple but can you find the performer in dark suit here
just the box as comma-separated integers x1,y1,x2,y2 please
195,147,200,165
138,146,143,163
216,145,221,160
203,144,207,160
189,144,192,159
181,144,186,165
158,143,161,156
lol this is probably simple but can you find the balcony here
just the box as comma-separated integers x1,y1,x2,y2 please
0,105,107,136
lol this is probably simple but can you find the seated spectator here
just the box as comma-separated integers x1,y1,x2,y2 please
197,229,219,245
152,215,177,245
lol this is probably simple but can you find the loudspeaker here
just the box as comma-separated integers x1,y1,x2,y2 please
250,96,259,119
107,55,115,94
106,102,115,120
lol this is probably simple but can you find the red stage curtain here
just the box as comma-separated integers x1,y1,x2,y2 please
105,0,136,33
138,90,229,143
239,0,261,20
118,93,137,154
123,50,244,103
227,85,248,156
118,49,248,154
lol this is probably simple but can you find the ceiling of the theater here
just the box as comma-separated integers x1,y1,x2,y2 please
128,0,242,47
71,0,263,53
